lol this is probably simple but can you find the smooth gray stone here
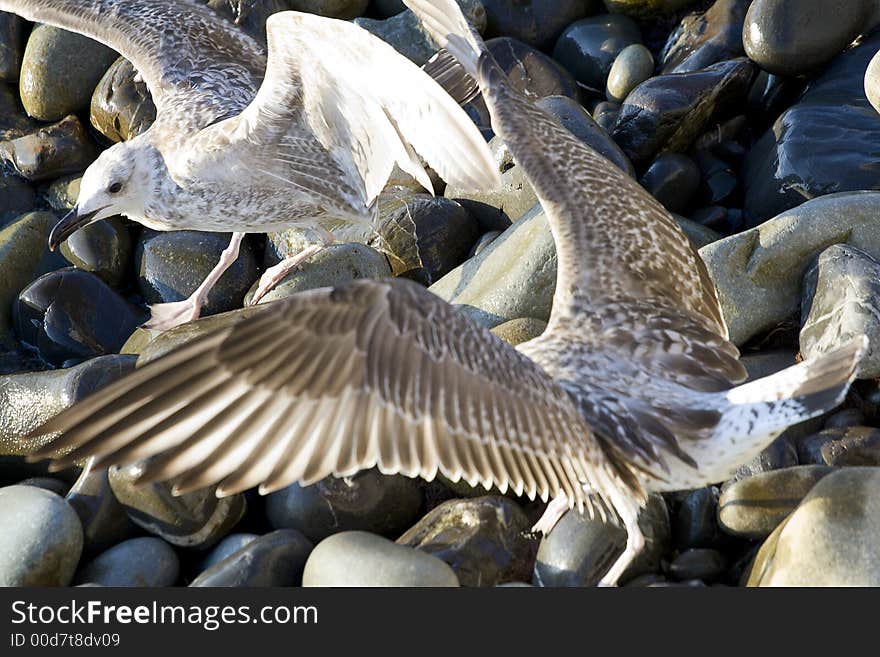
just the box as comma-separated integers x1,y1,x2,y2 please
746,468,880,586
668,548,726,581
699,192,880,346
606,44,654,103
0,354,135,458
75,537,179,587
266,469,423,543
109,462,246,549
800,244,880,378
641,153,701,213
797,426,880,467
90,56,156,142
533,495,669,587
59,217,132,288
303,531,460,587
19,476,69,496
719,465,835,540
198,533,260,571
743,0,872,76
397,496,537,586
0,485,83,586
0,115,97,181
190,529,313,587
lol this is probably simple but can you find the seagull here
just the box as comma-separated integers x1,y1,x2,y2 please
25,0,866,586
0,0,499,329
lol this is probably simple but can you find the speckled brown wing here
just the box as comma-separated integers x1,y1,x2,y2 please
28,279,632,511
0,0,266,126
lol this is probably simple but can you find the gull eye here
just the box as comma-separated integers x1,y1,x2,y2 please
108,182,123,194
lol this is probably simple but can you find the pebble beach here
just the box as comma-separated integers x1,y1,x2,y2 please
3,0,880,588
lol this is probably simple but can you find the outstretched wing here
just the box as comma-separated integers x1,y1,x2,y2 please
28,279,629,511
188,10,499,217
0,0,266,127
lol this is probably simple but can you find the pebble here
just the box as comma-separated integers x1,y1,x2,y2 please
397,496,537,587
718,465,835,539
0,211,67,345
671,486,720,549
136,230,260,318
490,317,547,346
0,114,97,182
700,192,880,346
824,408,866,430
0,13,24,81
660,0,749,74
190,529,313,587
552,14,642,91
640,153,701,213
797,427,880,467
90,56,157,142
0,176,35,226
355,0,486,66
481,0,599,50
800,245,880,378
75,537,179,587
668,548,726,582
592,100,620,132
743,0,872,77
19,24,118,121
59,217,132,288
371,193,480,285
486,37,580,101
533,495,669,587
610,57,755,166
746,468,880,586
14,267,146,367
246,242,390,305
0,355,135,457
303,531,460,587
0,485,83,586
373,0,407,16
66,459,137,556
197,533,260,572
744,32,880,224
108,463,246,549
265,470,423,543
19,476,69,496
606,44,654,103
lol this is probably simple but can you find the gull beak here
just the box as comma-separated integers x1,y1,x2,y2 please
48,206,103,251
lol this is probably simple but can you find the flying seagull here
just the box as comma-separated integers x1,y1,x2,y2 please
25,0,866,586
0,0,499,329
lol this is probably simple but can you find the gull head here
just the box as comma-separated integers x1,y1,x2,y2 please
48,140,157,250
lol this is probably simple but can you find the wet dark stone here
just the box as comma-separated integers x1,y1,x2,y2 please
108,463,246,549
640,152,701,213
797,427,880,467
197,533,259,572
90,57,157,142
668,548,726,581
371,192,480,285
0,83,38,141
0,13,25,81
66,459,138,556
481,0,600,50
533,495,669,586
552,14,642,91
610,57,755,166
693,150,739,207
75,537,179,587
660,0,749,74
205,0,292,42
18,476,69,496
59,218,132,288
592,100,620,132
486,37,581,101
824,408,866,430
397,496,537,587
136,230,260,317
190,529,314,587
0,176,34,226
0,115,97,182
14,268,146,367
743,32,880,225
266,470,423,544
672,486,719,549
731,434,799,481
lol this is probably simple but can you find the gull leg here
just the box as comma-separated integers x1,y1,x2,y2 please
248,230,336,306
143,232,245,330
598,504,644,587
531,492,570,535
